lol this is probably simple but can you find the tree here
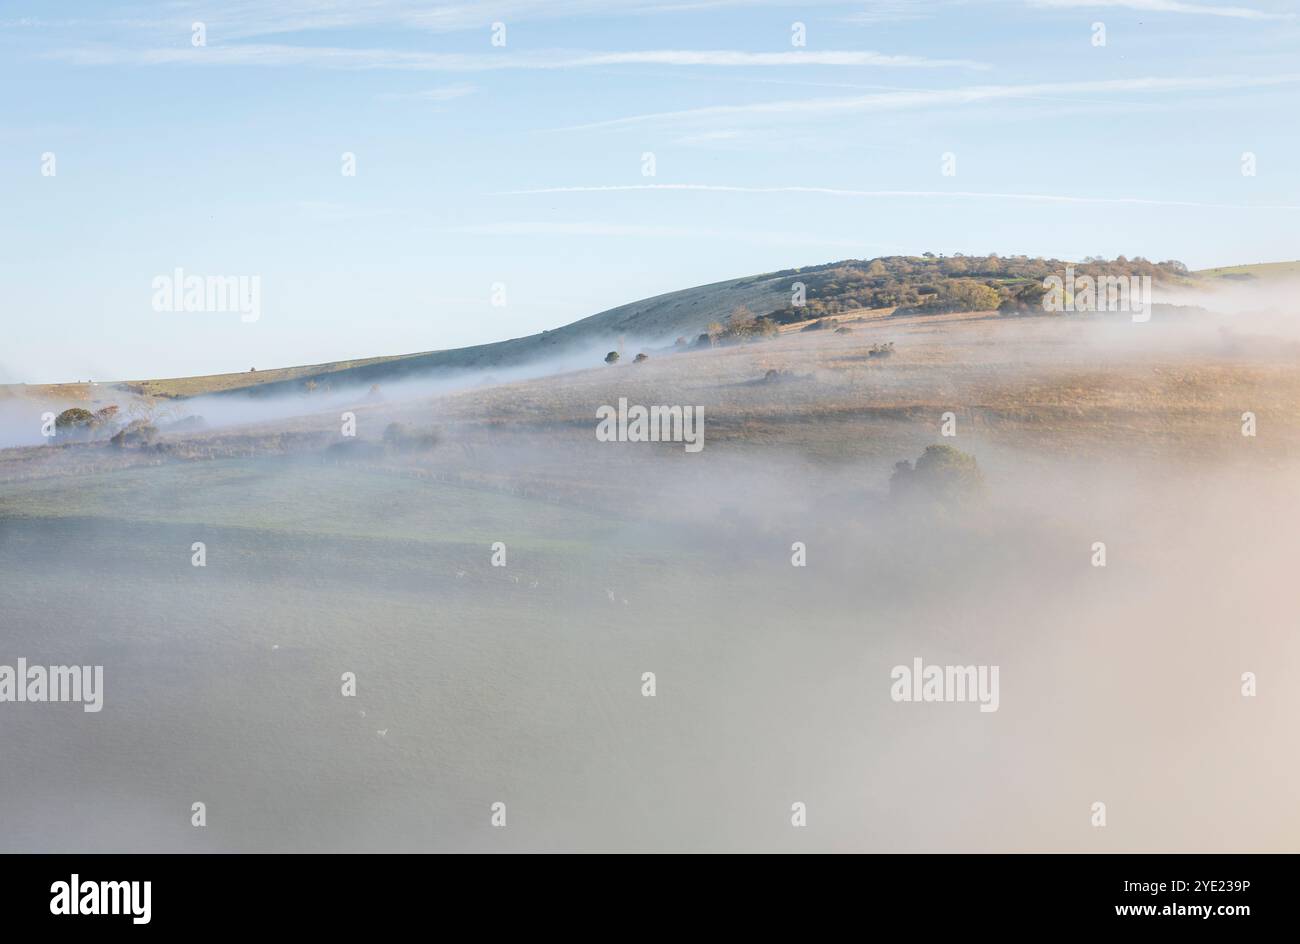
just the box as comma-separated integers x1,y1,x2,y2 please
54,408,94,431
729,304,756,326
890,444,984,507
109,419,158,449
999,281,1048,313
903,278,1002,314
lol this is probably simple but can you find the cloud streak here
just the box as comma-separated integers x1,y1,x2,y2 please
452,220,881,248
557,50,987,68
378,84,479,102
1029,0,1294,20
550,73,1300,129
176,0,826,38
47,44,986,71
492,183,1300,211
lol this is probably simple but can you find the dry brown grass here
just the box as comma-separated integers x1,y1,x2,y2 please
5,311,1298,507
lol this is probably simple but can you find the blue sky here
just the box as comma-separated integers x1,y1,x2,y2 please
2,0,1298,382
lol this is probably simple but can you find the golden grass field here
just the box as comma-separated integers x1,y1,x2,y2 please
5,305,1298,511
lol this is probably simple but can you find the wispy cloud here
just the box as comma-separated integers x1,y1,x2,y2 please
837,0,943,24
457,221,691,236
178,0,827,38
294,201,407,223
550,73,1300,130
1029,0,1294,20
378,84,479,102
47,44,985,71
672,129,745,146
492,183,1300,211
453,219,883,249
553,50,986,68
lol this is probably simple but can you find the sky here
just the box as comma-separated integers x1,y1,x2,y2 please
1,0,1297,382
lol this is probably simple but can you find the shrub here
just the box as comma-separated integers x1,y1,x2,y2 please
54,408,94,431
868,342,895,358
890,444,984,507
717,317,778,343
383,422,439,452
998,282,1048,314
604,351,620,365
109,420,158,449
714,303,777,343
634,353,648,363
895,279,1003,315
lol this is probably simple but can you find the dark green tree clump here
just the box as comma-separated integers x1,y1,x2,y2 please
54,406,121,441
893,278,1002,315
714,305,780,344
749,254,1192,324
109,420,158,448
890,444,985,507
54,408,95,431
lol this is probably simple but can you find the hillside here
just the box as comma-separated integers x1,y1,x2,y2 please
0,270,793,404
1196,260,1300,281
4,255,1295,409
211,269,793,399
6,260,1300,855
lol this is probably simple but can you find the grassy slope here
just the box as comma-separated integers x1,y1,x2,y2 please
8,307,1298,495
1195,261,1300,279
0,271,791,404
4,259,1296,409
0,459,615,549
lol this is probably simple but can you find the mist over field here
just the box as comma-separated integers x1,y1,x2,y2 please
6,0,1300,896
4,276,1299,852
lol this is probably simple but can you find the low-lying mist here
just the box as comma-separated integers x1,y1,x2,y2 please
0,334,674,451
2,286,1298,852
1,432,1296,852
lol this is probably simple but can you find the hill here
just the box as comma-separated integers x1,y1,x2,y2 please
5,254,1294,408
1195,260,1300,281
